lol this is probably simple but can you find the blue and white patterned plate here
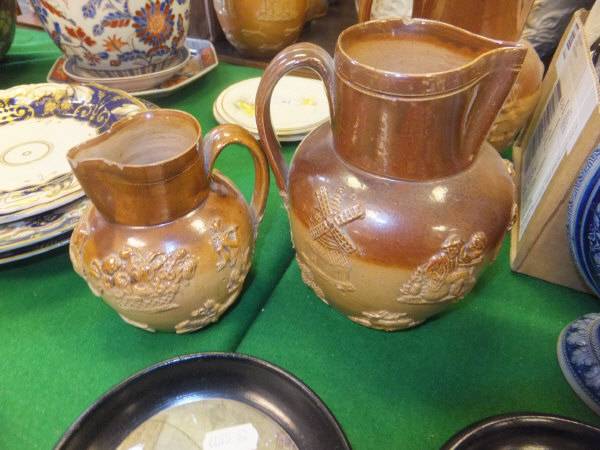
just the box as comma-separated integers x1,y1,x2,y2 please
566,145,600,297
0,83,147,221
557,313,600,416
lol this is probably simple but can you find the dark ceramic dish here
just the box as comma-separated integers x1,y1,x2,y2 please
441,413,600,449
55,353,350,449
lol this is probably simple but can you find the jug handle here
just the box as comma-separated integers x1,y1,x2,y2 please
255,42,335,203
357,0,373,22
203,124,270,227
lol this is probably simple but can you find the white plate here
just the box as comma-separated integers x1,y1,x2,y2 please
214,76,330,135
0,83,147,220
212,102,307,142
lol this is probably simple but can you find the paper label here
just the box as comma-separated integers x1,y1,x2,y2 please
519,17,599,240
203,423,259,450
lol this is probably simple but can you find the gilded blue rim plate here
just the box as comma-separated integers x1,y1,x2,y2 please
0,230,72,264
566,145,600,297
0,196,87,253
0,83,147,220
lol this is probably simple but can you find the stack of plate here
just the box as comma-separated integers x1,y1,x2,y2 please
0,83,149,264
213,76,330,141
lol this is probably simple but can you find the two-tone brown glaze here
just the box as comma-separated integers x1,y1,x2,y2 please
213,0,308,58
256,19,525,330
400,0,545,151
68,110,269,333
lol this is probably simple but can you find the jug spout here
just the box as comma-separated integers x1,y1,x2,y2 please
67,110,208,226
333,19,527,180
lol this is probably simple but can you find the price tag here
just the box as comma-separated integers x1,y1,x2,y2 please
203,423,259,450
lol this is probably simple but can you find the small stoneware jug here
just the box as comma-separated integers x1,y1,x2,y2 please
256,19,525,330
68,109,269,333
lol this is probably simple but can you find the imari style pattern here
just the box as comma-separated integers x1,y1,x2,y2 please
31,0,189,71
0,84,146,214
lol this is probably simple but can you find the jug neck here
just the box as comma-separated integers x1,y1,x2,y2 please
67,110,208,226
331,19,526,180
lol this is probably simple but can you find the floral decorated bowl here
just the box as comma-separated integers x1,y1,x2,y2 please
30,0,190,75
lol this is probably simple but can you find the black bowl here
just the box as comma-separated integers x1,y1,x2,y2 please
55,353,350,449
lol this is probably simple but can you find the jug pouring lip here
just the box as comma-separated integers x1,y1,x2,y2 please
67,109,203,184
335,17,526,97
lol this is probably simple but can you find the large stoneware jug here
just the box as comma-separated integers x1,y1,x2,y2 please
68,110,269,333
255,19,526,330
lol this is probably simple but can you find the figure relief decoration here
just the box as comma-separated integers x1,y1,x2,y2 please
256,0,301,21
89,246,197,313
209,219,240,271
302,186,365,292
209,219,251,294
397,231,487,305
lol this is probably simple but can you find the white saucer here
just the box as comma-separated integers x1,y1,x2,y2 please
212,103,307,142
213,76,330,136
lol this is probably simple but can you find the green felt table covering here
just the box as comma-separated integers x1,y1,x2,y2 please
2,28,600,449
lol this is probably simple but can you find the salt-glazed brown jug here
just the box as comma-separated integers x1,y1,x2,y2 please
404,0,545,151
68,109,269,333
213,0,308,58
255,19,526,330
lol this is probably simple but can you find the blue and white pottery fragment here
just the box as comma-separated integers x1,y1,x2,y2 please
558,313,600,416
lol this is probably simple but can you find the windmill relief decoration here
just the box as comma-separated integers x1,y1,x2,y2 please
301,186,365,292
